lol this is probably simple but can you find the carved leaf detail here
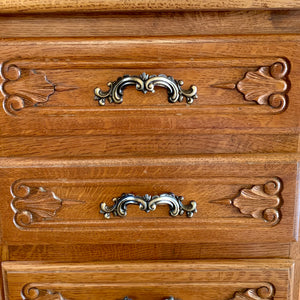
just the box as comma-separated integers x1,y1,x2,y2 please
1,61,77,115
212,178,282,225
34,292,64,300
1,62,56,114
12,70,55,103
229,284,275,300
11,186,62,227
236,66,287,105
22,286,65,300
211,58,289,112
233,179,282,225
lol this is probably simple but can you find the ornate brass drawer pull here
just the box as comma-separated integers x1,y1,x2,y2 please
94,72,198,105
100,193,197,219
123,297,179,300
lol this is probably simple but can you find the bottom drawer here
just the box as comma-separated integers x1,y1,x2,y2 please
2,260,294,300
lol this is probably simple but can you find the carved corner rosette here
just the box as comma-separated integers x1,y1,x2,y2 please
10,180,63,228
22,285,65,300
100,193,197,219
1,61,56,115
94,72,198,106
212,58,290,113
230,283,275,300
212,178,283,226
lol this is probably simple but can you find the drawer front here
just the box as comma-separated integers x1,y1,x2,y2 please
0,36,299,157
2,260,294,300
0,156,298,244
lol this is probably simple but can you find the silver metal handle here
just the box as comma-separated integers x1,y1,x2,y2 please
123,297,180,300
94,72,198,105
100,193,197,219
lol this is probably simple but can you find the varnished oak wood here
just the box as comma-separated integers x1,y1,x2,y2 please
0,0,300,13
6,243,291,261
0,6,299,300
0,153,299,167
1,134,298,157
2,260,294,300
1,11,300,38
0,37,299,150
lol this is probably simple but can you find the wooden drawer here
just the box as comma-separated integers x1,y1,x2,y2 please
2,260,294,300
1,155,298,244
0,36,299,157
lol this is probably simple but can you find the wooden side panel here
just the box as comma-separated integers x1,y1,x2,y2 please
1,260,294,300
0,157,298,244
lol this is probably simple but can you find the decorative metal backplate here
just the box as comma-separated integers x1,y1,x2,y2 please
100,193,197,219
94,72,198,105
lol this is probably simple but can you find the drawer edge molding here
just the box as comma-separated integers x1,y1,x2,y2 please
20,283,276,300
1,56,290,116
99,193,197,219
10,177,283,229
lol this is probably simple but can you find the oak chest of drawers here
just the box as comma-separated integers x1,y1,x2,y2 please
0,1,300,299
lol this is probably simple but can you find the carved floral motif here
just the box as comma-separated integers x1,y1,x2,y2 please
230,284,275,300
1,62,56,115
212,58,289,112
11,181,63,227
1,61,77,115
212,178,282,225
22,285,65,300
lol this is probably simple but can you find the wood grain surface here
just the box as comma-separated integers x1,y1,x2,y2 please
2,260,294,300
6,243,291,261
1,11,300,38
0,0,299,13
0,6,300,300
1,134,298,157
